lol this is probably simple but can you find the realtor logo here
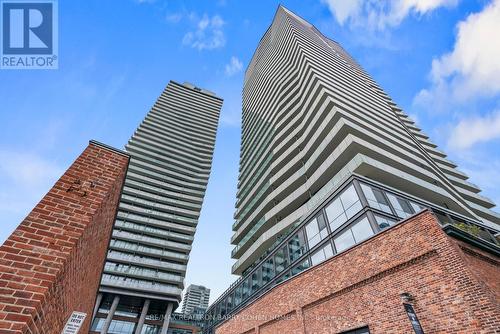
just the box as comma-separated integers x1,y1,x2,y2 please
1,0,58,69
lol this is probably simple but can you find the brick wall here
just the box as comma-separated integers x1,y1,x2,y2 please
216,211,500,334
455,240,500,302
0,142,129,334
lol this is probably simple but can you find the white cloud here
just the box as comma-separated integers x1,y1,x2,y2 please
412,1,500,152
447,110,500,150
418,0,500,104
0,150,63,189
166,13,183,24
182,14,226,50
224,56,243,76
321,0,363,25
321,0,457,30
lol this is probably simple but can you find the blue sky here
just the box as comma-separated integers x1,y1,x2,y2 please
0,0,499,304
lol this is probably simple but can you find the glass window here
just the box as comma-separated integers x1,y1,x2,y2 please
410,201,425,213
310,242,334,266
142,324,161,334
241,277,250,300
262,257,274,284
291,259,310,275
220,299,226,317
326,185,362,232
288,230,306,262
115,300,140,318
251,268,261,293
387,193,414,218
374,215,397,230
305,214,328,248
361,184,392,214
234,285,242,306
334,217,374,252
91,318,106,331
107,320,136,334
215,302,221,319
351,217,374,242
334,228,355,253
274,246,288,274
325,198,344,229
340,185,363,218
276,270,291,284
226,293,233,311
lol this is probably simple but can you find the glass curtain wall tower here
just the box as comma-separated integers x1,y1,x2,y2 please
91,81,222,334
231,5,500,276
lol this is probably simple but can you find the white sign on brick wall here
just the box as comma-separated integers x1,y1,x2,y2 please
61,312,87,334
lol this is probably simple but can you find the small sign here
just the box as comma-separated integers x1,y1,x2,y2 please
61,311,87,334
404,303,424,334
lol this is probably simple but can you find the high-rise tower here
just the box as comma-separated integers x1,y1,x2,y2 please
205,6,499,334
231,5,499,275
182,284,211,315
91,81,222,334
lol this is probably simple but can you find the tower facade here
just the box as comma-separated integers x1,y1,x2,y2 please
91,81,222,334
182,285,211,315
231,6,499,276
204,6,499,333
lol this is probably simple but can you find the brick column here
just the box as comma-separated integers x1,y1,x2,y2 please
0,141,129,334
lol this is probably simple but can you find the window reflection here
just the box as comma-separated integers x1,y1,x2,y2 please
288,230,306,262
251,268,261,293
274,246,288,274
276,271,291,284
351,218,374,242
234,285,242,306
410,201,425,214
262,258,274,284
305,214,328,248
334,217,374,252
361,184,392,213
325,185,362,232
386,193,414,218
220,299,226,316
102,319,136,334
310,242,334,266
241,277,250,300
142,324,161,334
291,259,310,275
226,293,233,311
334,228,355,253
374,215,397,230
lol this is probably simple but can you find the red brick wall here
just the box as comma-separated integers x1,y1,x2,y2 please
216,211,500,334
456,240,500,302
0,142,129,334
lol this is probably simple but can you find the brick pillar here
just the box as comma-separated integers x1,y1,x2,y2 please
0,141,129,334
